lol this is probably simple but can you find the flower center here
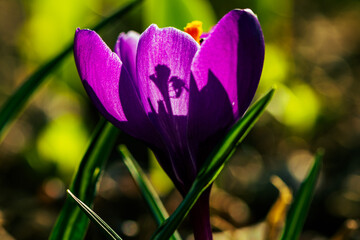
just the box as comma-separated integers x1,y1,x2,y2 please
184,21,203,44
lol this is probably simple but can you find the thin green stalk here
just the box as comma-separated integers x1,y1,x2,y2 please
280,149,323,240
49,120,120,240
67,190,123,240
119,145,182,240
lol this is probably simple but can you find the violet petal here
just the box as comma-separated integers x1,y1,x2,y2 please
190,9,265,142
192,9,265,117
74,29,161,145
136,24,199,118
74,29,127,123
136,24,200,189
114,31,140,84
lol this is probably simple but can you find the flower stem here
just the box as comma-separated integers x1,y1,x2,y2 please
190,188,213,240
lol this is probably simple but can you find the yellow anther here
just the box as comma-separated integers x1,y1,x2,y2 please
184,21,203,44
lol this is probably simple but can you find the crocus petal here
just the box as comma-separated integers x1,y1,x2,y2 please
74,29,127,123
136,24,200,190
190,9,265,141
74,29,161,145
188,72,234,162
137,24,199,117
114,31,140,83
192,9,264,117
136,24,199,140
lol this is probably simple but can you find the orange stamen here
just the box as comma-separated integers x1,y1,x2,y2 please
184,21,203,44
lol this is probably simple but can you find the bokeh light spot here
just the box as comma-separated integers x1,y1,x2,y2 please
36,114,89,175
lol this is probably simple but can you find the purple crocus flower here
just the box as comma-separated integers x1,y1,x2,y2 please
74,9,264,240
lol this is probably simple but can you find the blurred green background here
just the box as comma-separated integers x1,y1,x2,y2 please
0,0,359,239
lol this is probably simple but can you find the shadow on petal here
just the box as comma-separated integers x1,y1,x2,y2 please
236,12,265,116
119,67,163,147
188,70,234,170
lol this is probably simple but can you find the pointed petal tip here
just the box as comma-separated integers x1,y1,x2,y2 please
243,9,260,20
146,23,159,32
74,29,101,48
230,8,259,20
243,8,256,16
74,28,84,38
120,30,140,38
116,30,140,45
75,28,93,35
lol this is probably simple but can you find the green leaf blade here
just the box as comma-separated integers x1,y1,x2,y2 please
199,88,276,181
0,46,72,141
119,145,182,240
49,120,120,240
280,150,323,240
151,88,275,240
67,190,123,240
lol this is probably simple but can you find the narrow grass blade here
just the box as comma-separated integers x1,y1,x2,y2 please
67,190,123,240
280,150,323,240
118,146,182,240
151,88,275,240
49,120,120,240
0,0,142,141
0,45,72,141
